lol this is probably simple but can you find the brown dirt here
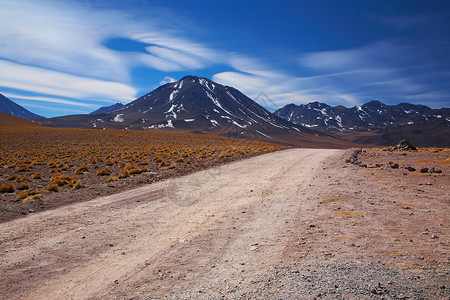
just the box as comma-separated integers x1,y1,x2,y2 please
0,148,448,299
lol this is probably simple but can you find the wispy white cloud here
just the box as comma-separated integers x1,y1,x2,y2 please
3,93,98,108
133,32,223,64
0,60,137,102
160,76,176,85
146,46,204,69
0,0,224,108
0,0,133,82
13,102,88,114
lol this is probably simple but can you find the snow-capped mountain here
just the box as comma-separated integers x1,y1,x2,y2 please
40,76,340,147
275,100,449,131
0,93,43,119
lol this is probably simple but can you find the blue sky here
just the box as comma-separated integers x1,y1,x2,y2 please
1,0,449,117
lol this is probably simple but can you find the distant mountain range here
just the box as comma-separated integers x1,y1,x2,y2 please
36,76,343,147
274,100,450,147
1,78,449,147
0,93,43,119
274,100,449,131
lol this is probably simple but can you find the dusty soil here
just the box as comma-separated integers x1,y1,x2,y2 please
0,148,448,299
0,151,273,223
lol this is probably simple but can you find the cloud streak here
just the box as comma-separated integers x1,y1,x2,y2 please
0,60,137,102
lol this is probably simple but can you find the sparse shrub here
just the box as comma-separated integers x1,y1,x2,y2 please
18,181,30,190
50,173,70,186
127,168,142,175
8,174,20,181
140,166,149,173
175,157,184,162
152,156,163,163
17,190,29,200
0,183,15,193
106,176,118,182
31,173,42,179
124,163,137,171
381,147,395,152
70,179,82,190
29,189,43,195
118,171,129,179
168,162,177,169
96,167,111,176
15,176,28,183
75,165,89,174
46,183,59,192
59,164,69,171
23,194,41,203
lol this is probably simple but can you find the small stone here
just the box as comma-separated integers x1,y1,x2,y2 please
420,167,429,173
309,224,316,228
431,234,438,239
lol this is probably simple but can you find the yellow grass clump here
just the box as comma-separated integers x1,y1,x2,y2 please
31,172,42,179
16,190,29,200
18,181,30,190
75,165,89,175
106,176,118,183
46,183,59,192
23,194,42,203
337,210,364,218
0,183,15,193
96,167,112,176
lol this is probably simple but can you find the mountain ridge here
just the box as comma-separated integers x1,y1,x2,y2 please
274,100,450,147
0,93,43,119
37,76,349,148
274,100,449,131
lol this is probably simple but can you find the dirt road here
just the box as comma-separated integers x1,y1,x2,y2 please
1,148,448,299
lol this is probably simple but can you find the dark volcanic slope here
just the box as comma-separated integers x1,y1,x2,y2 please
38,76,351,148
0,93,43,119
90,103,124,114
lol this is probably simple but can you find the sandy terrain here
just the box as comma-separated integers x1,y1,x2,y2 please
0,148,448,299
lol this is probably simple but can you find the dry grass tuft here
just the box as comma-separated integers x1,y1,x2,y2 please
387,226,407,231
106,176,118,183
46,183,59,192
31,172,42,179
396,203,420,208
23,194,41,203
16,190,29,200
118,171,129,179
18,181,30,190
96,167,112,176
0,183,15,193
337,210,364,218
75,165,89,175
8,174,20,181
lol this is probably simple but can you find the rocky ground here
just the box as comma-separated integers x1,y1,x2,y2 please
0,148,448,299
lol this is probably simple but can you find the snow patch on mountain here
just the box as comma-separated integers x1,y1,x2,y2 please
113,114,124,122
